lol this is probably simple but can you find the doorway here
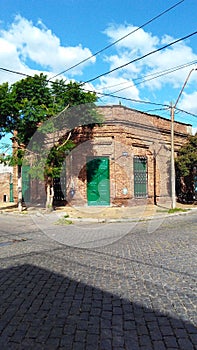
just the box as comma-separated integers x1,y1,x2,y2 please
87,157,110,206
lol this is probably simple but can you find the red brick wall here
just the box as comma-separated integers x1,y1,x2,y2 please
0,172,11,202
65,106,190,206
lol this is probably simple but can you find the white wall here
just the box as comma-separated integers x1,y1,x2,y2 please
0,163,13,174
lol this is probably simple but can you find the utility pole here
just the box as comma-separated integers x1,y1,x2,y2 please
170,67,197,209
170,103,176,209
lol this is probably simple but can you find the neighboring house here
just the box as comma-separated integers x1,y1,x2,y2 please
0,161,13,202
13,105,191,207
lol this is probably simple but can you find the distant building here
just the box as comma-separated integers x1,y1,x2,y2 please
0,160,13,202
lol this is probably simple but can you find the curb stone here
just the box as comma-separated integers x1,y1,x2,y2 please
0,204,197,223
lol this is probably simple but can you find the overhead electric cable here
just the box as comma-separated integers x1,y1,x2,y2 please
1,59,196,93
0,65,168,107
80,88,197,119
0,67,64,87
111,61,197,94
144,108,169,113
95,60,197,92
0,67,30,78
1,65,197,118
83,30,197,84
49,0,185,80
81,87,169,107
175,107,197,118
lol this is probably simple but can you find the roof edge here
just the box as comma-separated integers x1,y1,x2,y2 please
97,104,192,127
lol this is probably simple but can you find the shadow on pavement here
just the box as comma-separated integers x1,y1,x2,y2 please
0,264,196,349
0,203,18,210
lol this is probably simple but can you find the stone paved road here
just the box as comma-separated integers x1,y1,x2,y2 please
0,211,196,349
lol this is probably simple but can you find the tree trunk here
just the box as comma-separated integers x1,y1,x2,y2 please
18,165,23,212
46,177,54,211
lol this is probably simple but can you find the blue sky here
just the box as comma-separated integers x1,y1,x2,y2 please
0,0,197,147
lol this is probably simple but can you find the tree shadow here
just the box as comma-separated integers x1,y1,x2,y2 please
0,264,196,349
0,203,17,210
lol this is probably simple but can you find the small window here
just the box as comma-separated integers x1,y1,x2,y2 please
134,156,147,198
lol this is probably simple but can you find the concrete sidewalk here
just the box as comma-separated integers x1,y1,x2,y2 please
0,201,196,222
55,202,197,223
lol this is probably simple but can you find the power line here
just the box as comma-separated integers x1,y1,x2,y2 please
1,64,197,119
144,107,197,119
92,60,197,92
49,0,185,80
80,87,197,119
142,107,169,114
82,86,169,107
0,67,30,78
1,59,197,94
83,30,197,84
175,107,197,118
0,67,64,87
0,65,169,107
111,61,197,94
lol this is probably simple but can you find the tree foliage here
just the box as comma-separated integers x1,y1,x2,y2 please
0,74,103,207
0,82,14,137
0,74,101,147
175,133,197,176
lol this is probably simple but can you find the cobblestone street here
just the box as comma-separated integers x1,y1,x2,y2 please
0,211,196,349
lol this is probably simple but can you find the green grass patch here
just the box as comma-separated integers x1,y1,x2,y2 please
168,207,188,214
54,218,73,225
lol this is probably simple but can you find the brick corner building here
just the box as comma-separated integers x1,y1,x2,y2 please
12,105,191,208
58,105,191,207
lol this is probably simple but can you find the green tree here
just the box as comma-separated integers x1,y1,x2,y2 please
176,133,197,176
0,82,14,137
0,74,102,209
176,133,197,202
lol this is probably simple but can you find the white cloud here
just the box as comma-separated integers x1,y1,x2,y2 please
103,23,197,89
0,15,95,83
95,76,140,105
104,24,159,55
180,91,197,115
0,36,32,84
144,43,197,89
1,16,197,119
104,53,140,78
192,127,197,135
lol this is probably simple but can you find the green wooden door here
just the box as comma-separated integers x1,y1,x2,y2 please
22,165,30,202
9,183,14,202
87,157,110,206
9,174,14,202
